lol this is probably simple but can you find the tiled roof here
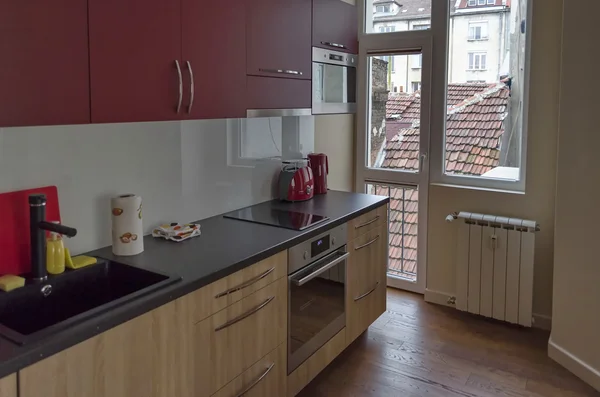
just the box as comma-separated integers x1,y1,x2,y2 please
378,82,509,277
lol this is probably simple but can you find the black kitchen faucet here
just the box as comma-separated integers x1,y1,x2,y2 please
28,194,77,282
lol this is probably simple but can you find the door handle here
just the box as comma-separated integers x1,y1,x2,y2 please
354,235,380,251
175,60,183,114
215,296,274,332
259,68,303,76
186,61,195,114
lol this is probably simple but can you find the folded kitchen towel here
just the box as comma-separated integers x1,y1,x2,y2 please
152,223,201,242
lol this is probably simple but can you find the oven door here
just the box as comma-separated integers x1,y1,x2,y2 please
288,246,348,373
312,49,357,115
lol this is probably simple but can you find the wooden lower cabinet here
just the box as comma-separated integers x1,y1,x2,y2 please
194,277,287,397
0,373,16,397
212,344,286,397
287,328,346,397
346,225,387,345
19,297,193,397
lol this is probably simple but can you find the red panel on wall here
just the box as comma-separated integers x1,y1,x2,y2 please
0,187,61,276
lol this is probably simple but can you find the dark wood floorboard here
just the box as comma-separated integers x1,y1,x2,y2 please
297,288,599,397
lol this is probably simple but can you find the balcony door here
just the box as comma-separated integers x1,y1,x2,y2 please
356,34,432,294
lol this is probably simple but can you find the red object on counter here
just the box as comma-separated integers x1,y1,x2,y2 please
279,161,315,202
0,186,61,276
308,153,329,195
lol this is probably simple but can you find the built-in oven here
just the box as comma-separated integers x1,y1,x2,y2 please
288,223,348,373
312,47,357,115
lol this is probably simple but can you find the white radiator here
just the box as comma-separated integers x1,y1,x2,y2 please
447,212,538,327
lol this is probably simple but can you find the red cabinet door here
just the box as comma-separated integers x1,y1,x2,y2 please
182,0,246,120
247,0,312,80
313,0,358,54
89,0,182,123
0,0,90,127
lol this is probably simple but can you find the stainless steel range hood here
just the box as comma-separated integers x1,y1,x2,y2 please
246,108,312,118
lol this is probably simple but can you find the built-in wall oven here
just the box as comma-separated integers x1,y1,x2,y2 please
312,47,357,115
288,223,348,373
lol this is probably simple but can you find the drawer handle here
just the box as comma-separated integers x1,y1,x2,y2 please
354,281,380,302
354,235,380,251
214,267,276,299
234,362,275,397
215,296,275,332
355,216,380,230
259,68,303,76
321,41,348,50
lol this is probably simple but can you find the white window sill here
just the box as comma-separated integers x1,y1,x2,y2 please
466,69,488,71
467,38,489,41
431,182,525,195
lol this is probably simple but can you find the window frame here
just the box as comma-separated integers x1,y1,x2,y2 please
360,0,533,193
468,21,489,40
467,51,487,70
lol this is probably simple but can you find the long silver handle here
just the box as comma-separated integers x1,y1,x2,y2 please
186,61,195,114
215,296,274,332
175,60,183,114
214,267,276,299
259,68,303,76
354,282,379,302
355,216,380,230
234,363,275,397
355,235,380,251
321,41,348,50
292,252,350,286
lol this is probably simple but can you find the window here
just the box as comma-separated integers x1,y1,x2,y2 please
413,24,430,31
379,26,396,33
468,22,489,40
468,52,487,70
366,1,431,33
360,0,530,193
411,54,422,68
375,4,391,13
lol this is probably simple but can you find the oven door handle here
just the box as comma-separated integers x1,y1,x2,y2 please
291,252,350,286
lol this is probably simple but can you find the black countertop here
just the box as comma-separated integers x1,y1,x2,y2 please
0,190,388,378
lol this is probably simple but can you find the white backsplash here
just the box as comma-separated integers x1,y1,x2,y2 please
0,117,315,254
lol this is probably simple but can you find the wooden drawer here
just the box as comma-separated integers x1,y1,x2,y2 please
348,204,387,240
194,277,287,396
211,344,286,397
188,250,287,323
346,226,387,344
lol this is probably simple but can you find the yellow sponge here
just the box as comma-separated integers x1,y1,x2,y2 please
0,275,25,292
68,255,97,270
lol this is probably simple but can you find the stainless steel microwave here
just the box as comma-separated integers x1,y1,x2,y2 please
312,47,357,115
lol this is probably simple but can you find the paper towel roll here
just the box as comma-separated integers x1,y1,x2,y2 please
111,194,144,256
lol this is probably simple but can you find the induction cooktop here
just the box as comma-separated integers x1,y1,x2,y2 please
224,206,329,231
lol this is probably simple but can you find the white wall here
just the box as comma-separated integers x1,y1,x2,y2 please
549,0,600,390
426,0,563,320
0,118,314,255
314,114,355,192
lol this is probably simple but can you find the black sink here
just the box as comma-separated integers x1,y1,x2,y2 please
0,259,180,345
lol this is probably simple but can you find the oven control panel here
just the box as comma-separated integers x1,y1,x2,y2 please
288,223,347,275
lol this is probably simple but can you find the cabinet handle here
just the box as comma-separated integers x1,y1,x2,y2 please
354,281,379,302
355,215,380,230
215,296,275,331
175,60,183,114
234,362,275,397
321,41,348,50
259,68,303,76
354,235,380,251
214,267,276,299
186,61,195,114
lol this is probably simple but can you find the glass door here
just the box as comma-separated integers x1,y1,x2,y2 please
356,35,431,294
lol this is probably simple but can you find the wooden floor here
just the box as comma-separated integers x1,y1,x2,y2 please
298,288,599,397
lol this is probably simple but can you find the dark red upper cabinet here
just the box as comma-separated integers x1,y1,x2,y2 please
0,0,90,127
89,0,182,123
247,0,312,80
182,0,246,120
313,0,358,54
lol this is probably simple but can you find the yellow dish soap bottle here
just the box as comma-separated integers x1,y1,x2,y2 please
46,224,65,275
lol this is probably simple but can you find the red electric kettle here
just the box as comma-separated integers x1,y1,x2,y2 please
307,153,328,195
